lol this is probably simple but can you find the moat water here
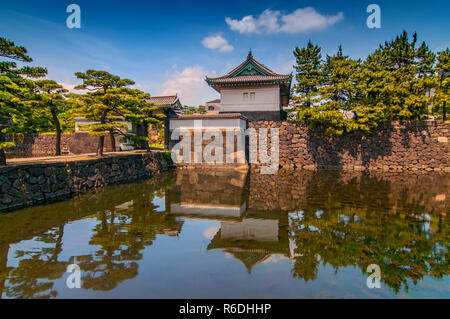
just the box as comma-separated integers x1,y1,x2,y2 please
0,169,448,298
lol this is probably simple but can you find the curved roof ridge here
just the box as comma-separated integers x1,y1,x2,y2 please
206,51,290,80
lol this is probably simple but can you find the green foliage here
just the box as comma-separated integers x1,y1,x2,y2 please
0,141,15,150
69,70,164,154
163,150,173,165
433,48,449,120
181,105,207,114
293,40,323,109
292,31,447,135
197,105,207,114
360,31,435,122
0,37,47,135
0,37,47,164
29,80,72,138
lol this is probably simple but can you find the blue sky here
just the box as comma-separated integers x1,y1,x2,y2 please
1,0,449,105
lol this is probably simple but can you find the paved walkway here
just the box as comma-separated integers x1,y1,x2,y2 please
6,149,163,165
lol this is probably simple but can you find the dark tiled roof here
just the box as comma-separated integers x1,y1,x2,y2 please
146,95,179,106
206,99,221,104
174,113,247,120
208,75,291,84
206,51,291,86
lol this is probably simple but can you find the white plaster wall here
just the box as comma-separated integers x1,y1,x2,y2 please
169,202,246,218
220,86,280,112
220,219,279,241
170,118,247,130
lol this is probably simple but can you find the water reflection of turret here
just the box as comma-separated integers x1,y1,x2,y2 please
166,168,292,274
167,168,249,220
207,210,290,274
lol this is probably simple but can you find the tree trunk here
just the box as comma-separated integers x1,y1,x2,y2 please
0,130,6,166
140,122,150,151
443,101,447,121
51,109,62,156
0,150,5,166
144,123,150,151
110,132,116,152
97,136,104,157
97,110,108,157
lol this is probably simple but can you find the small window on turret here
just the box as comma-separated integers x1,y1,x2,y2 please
243,92,248,101
250,92,255,101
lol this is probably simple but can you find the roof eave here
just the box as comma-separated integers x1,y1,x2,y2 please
207,79,292,87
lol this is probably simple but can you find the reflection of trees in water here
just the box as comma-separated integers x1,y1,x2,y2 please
0,169,448,297
2,226,67,299
76,206,183,291
285,171,449,293
0,172,182,298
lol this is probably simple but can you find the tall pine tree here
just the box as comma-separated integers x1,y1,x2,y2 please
292,41,323,119
434,48,449,120
0,37,46,165
30,80,69,155
311,46,362,135
70,70,135,156
360,31,434,121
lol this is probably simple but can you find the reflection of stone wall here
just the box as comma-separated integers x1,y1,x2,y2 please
0,152,171,212
249,121,450,171
5,133,118,158
248,170,449,215
173,169,247,207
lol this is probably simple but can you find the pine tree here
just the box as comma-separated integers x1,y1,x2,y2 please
181,105,205,114
119,90,165,151
310,46,362,135
70,70,136,156
0,37,46,165
197,105,207,114
360,31,434,121
434,49,449,120
30,80,69,155
292,41,323,118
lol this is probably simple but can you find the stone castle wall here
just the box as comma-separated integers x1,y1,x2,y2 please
0,152,171,212
247,169,449,214
249,121,449,172
5,133,118,158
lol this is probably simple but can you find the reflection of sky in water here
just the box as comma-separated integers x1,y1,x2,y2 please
3,216,449,299
1,171,448,299
152,192,165,212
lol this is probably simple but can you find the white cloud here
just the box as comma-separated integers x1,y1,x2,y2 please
160,65,218,106
58,82,88,94
225,15,258,34
203,226,220,239
225,7,344,34
201,35,234,52
262,254,290,264
131,83,144,90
